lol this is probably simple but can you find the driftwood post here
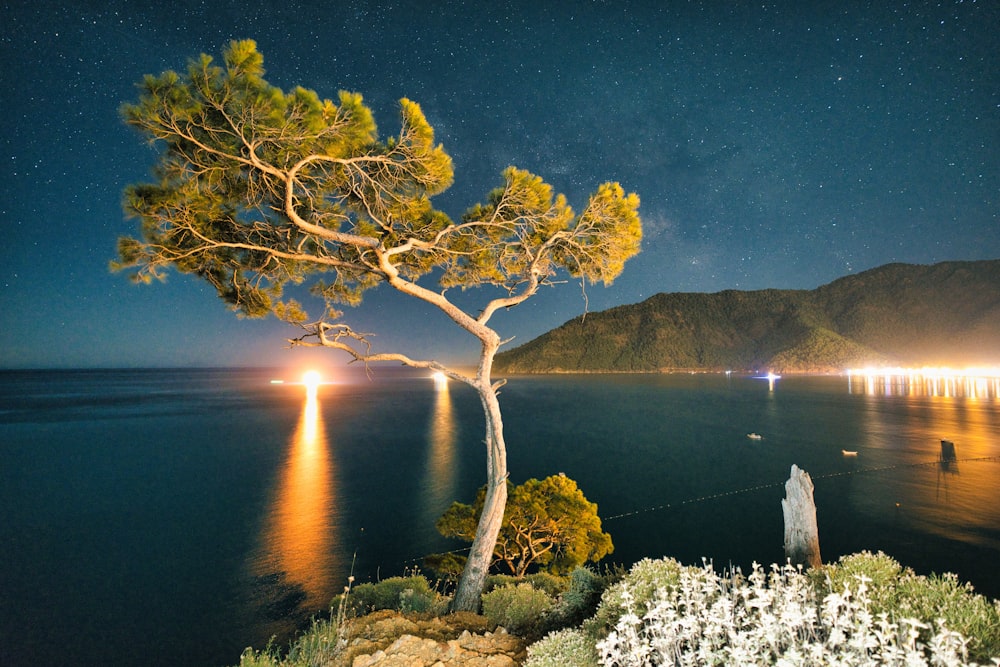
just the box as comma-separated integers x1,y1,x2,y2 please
940,439,957,462
782,464,822,569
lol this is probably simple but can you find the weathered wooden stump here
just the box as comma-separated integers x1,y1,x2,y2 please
782,464,821,569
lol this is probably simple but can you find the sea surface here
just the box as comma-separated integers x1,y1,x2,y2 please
1,368,998,666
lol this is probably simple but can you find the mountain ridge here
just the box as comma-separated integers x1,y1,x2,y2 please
494,260,1000,373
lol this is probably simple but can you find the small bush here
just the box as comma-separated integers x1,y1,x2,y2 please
542,566,606,633
813,551,1000,663
283,615,341,665
524,627,599,667
525,571,570,597
484,573,516,593
484,572,569,597
584,557,688,638
481,583,554,636
398,586,434,614
339,575,436,615
810,550,909,609
563,567,604,614
238,614,343,667
238,646,280,667
895,572,1000,662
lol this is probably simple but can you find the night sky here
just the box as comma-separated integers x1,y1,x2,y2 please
3,0,997,369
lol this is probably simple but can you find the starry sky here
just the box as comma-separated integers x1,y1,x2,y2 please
2,0,997,369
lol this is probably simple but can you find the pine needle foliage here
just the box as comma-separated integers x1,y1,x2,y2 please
114,39,640,324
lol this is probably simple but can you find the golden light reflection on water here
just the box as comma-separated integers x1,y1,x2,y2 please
847,367,1000,400
254,380,339,616
848,371,1000,551
423,376,457,526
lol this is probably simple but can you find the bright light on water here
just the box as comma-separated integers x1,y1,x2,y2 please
432,371,448,390
302,370,322,392
846,367,1000,399
753,371,782,391
848,366,1000,378
424,373,457,528
253,372,337,625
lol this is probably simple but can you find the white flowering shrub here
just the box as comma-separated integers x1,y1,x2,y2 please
595,560,999,666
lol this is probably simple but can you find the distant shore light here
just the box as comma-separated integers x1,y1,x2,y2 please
845,366,1000,399
846,366,1000,379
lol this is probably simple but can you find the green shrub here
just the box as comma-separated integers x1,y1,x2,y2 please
563,567,604,613
238,646,280,667
894,572,1000,663
584,557,688,638
525,571,570,597
481,583,554,636
282,615,341,665
398,586,434,614
812,551,1000,663
485,572,569,597
524,628,599,667
484,573,515,593
339,575,436,615
541,566,606,633
238,614,343,667
810,550,909,609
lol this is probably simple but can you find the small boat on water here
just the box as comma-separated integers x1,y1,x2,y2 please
842,449,858,456
747,433,763,440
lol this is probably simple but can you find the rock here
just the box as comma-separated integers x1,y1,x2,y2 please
340,611,527,667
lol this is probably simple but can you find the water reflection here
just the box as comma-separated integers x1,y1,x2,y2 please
849,375,1000,551
423,376,458,526
253,381,339,623
847,369,1000,400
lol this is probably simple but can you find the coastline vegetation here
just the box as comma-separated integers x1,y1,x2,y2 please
236,551,1000,666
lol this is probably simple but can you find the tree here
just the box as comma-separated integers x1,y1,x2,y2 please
114,40,641,612
436,474,614,578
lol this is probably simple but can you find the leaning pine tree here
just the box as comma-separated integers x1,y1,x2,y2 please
114,40,642,612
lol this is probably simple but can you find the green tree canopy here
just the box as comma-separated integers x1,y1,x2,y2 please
437,474,614,577
114,39,641,325
115,40,640,611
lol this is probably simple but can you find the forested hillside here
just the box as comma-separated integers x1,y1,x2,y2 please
494,260,1000,373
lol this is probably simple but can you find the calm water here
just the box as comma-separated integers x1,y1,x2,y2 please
1,368,998,666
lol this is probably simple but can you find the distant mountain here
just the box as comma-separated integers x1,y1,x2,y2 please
495,260,1000,373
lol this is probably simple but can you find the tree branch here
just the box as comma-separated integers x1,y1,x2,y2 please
288,321,473,384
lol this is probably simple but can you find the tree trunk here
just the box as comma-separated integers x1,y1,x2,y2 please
782,464,822,570
451,349,508,612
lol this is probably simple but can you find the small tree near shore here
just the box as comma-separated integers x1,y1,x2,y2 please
436,474,614,578
114,40,641,611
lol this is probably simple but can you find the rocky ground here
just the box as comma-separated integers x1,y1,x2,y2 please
336,609,528,667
